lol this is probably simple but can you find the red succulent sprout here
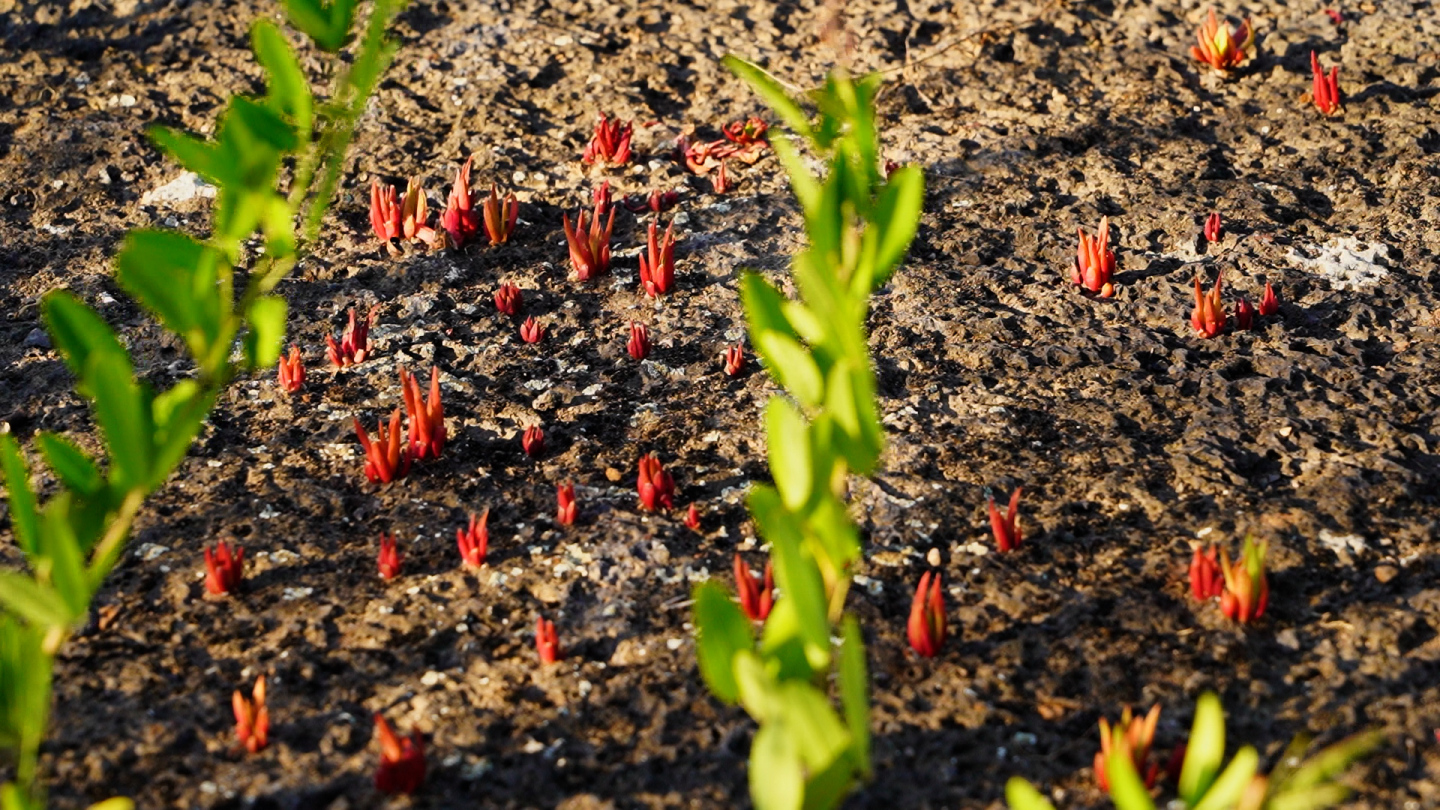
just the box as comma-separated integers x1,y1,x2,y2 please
556,482,578,526
1235,296,1256,330
354,409,412,483
563,201,616,281
399,365,445,461
712,161,731,194
722,117,769,148
638,220,677,297
522,424,545,458
326,306,375,369
536,616,561,664
440,157,480,247
1220,536,1270,624
582,113,633,166
734,553,774,622
1324,7,1343,24
988,487,1023,552
907,571,946,658
399,177,438,246
377,532,402,580
684,503,701,531
494,283,523,316
204,540,244,595
373,714,425,795
520,316,545,344
636,452,675,511
1311,51,1342,115
1095,705,1162,792
276,345,305,393
481,183,520,245
232,675,269,754
1190,544,1224,601
1192,271,1227,338
627,321,651,361
369,179,402,244
723,344,744,376
1258,280,1279,317
457,510,489,570
1073,216,1116,297
593,180,612,216
1204,212,1223,243
621,189,680,214
1190,7,1254,74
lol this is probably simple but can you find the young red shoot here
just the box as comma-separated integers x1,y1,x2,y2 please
520,316,545,344
326,307,374,368
400,177,437,246
734,553,774,622
627,321,651,361
1311,51,1342,115
374,714,425,795
276,345,305,393
522,425,545,458
1191,271,1227,338
457,509,488,570
1095,705,1162,792
684,503,701,531
556,482,578,526
636,452,674,511
593,181,612,216
1190,7,1254,74
440,157,480,247
1235,296,1256,330
354,409,411,483
370,179,402,244
638,220,676,297
722,117,769,149
621,189,680,214
494,283,523,316
399,365,445,461
724,344,744,376
712,161,730,194
1204,212,1222,243
907,571,945,658
1220,536,1269,624
582,113,633,167
232,675,269,754
988,487,1023,552
562,202,616,281
1190,544,1224,601
378,532,402,580
204,540,244,595
1258,280,1279,317
1073,216,1115,297
482,183,520,245
536,616,561,664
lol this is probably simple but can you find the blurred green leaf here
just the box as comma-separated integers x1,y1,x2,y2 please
777,681,850,773
836,615,869,779
861,164,923,292
252,20,313,133
40,292,132,399
1180,691,1227,804
1105,731,1158,810
755,332,822,408
771,137,818,219
750,723,804,810
0,574,75,628
115,230,223,363
741,273,799,343
34,434,102,499
1190,745,1259,810
722,56,812,142
283,0,357,51
765,398,812,511
39,499,90,615
243,295,288,371
85,353,153,492
693,581,751,705
1005,777,1057,810
0,435,39,557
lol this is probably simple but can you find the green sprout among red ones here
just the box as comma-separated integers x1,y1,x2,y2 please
276,345,305,393
556,482,578,526
377,532,402,580
1220,536,1269,623
638,220,676,296
1190,7,1254,74
734,553,774,622
204,540,244,595
536,616,561,664
907,571,946,658
582,113,633,166
1073,217,1115,297
440,157,480,247
637,452,674,511
483,183,520,245
232,675,268,754
563,199,616,281
399,365,445,461
373,714,425,795
1192,271,1227,338
457,510,488,569
1311,51,1342,115
988,487,1023,552
355,409,411,483
327,306,374,368
1094,704,1161,792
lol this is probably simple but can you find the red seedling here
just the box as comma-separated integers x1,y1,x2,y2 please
399,177,438,246
1324,7,1343,24
988,487,1023,552
536,616,561,664
456,510,489,570
1311,51,1342,115
563,202,616,281
482,183,520,245
520,316,545,344
907,571,946,658
399,365,445,461
621,188,680,214
627,321,651,361
522,424,545,458
724,344,744,376
684,503,701,531
494,283,523,316
556,482,578,526
638,220,676,297
679,136,727,175
354,409,411,483
582,113,633,167
1095,705,1162,792
1258,280,1279,317
593,180,612,216
1190,7,1254,74
1235,296,1256,330
636,452,674,511
440,157,480,247
232,675,269,754
276,345,305,393
712,161,730,194
1190,544,1224,600
1220,536,1269,624
378,532,402,580
370,179,403,244
1204,212,1223,243
374,715,425,795
204,540,244,595
1073,216,1116,297
734,553,774,622
722,117,769,149
1192,271,1227,338
326,307,374,368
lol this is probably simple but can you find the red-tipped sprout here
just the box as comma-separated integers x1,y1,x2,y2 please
522,425,545,458
378,532,402,580
638,220,676,297
232,675,269,754
326,307,375,368
684,503,701,531
1235,296,1256,330
1190,544,1224,601
712,161,730,194
582,114,633,166
354,409,411,483
1258,281,1279,317
1204,212,1222,243
440,157,480,247
1311,50,1342,115
1073,216,1116,297
563,201,616,281
457,509,489,570
988,487,1023,552
621,189,680,214
734,553,774,622
277,345,305,393
722,117,769,148
592,181,612,217
636,452,675,511
1192,271,1227,338
1190,7,1254,74
370,179,402,244
536,616,561,664
1220,536,1269,624
482,184,520,245
374,715,425,795
399,366,445,461
556,482,578,526
723,344,744,376
907,571,945,658
204,540,244,596
627,321,651,361
494,283,523,316
520,316,545,344
400,177,438,246
1095,705,1162,792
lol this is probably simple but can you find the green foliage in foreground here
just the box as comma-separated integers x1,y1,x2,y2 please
0,1,406,806
692,58,924,810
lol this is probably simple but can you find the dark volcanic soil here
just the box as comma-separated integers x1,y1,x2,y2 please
3,0,1440,807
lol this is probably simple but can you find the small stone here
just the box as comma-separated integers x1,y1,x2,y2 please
605,467,622,482
1275,629,1300,650
1375,565,1399,584
926,548,942,567
23,328,50,349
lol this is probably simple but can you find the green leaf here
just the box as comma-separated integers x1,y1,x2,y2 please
35,433,102,498
148,126,229,185
722,56,812,142
149,382,215,491
771,137,819,219
781,299,827,347
284,0,358,51
750,723,804,810
0,435,39,557
733,649,782,725
1266,785,1351,810
1190,745,1259,810
1004,777,1057,810
692,581,752,705
756,597,816,683
252,20,313,133
228,95,298,153
765,398,812,511
1180,691,1227,804
243,295,288,370
260,192,298,266
41,292,131,398
86,800,136,810
85,353,153,492
0,573,76,628
39,499,91,615
755,332,823,408
862,164,924,292
836,615,870,778
1277,730,1384,795
115,230,224,363
741,273,799,342
777,681,850,773
750,488,829,672
1105,731,1158,810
